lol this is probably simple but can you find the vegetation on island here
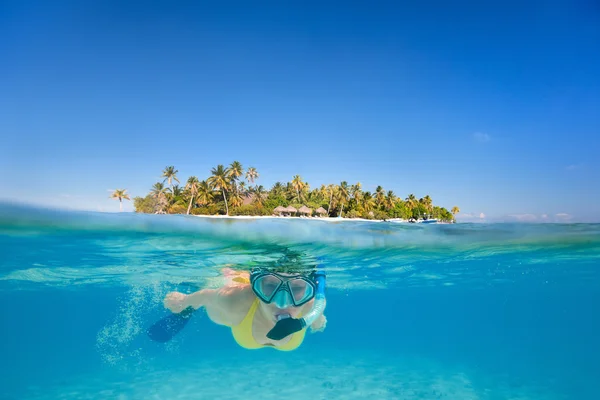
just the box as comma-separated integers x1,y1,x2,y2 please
126,163,460,222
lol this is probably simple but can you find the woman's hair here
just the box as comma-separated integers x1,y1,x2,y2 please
259,249,318,275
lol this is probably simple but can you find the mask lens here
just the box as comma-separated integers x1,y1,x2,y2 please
254,274,282,301
289,278,314,305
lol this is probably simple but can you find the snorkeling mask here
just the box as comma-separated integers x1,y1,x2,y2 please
250,270,317,309
250,267,327,341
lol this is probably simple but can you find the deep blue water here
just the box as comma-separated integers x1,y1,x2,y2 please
1,203,599,399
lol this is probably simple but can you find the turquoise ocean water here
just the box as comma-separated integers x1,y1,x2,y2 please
1,202,599,399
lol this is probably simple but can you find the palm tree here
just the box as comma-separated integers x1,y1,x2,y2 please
196,180,213,206
291,175,306,202
162,166,179,190
252,185,267,207
422,195,433,214
308,188,323,203
337,181,349,217
271,182,284,196
207,165,231,215
384,190,396,211
405,194,417,210
171,185,183,199
110,189,130,212
185,176,200,215
245,167,259,183
229,161,244,194
150,182,169,213
133,161,457,219
350,183,362,201
326,184,337,215
229,190,244,208
318,184,328,200
229,161,243,180
238,181,248,196
375,186,385,209
285,182,295,200
360,191,376,213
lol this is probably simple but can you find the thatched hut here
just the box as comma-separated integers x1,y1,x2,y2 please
315,206,328,216
285,205,298,216
273,205,286,215
298,205,312,215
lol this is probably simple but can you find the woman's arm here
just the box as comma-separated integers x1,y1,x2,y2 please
164,285,253,326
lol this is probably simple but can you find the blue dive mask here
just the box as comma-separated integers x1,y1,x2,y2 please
250,270,316,308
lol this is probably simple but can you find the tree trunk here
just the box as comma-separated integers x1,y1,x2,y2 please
222,189,229,215
327,191,333,215
186,195,194,215
119,199,123,212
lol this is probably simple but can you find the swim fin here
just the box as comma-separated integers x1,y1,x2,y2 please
147,306,196,343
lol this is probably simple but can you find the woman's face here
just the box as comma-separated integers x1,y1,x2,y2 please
256,272,313,322
259,299,303,323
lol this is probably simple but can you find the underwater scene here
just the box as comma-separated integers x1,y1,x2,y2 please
1,203,599,399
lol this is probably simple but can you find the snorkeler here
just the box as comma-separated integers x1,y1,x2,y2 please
148,262,327,351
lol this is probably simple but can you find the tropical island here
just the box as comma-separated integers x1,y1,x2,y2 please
113,163,460,222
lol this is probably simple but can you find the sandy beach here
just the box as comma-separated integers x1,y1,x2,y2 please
191,214,389,222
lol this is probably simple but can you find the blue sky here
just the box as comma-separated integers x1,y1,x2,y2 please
1,1,599,222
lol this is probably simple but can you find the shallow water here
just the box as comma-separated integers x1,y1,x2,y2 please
1,202,599,399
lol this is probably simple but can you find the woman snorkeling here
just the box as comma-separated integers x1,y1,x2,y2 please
151,260,327,351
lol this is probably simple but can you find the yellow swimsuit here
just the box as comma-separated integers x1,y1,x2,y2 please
231,299,307,351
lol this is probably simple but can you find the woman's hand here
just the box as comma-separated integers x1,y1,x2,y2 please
163,291,189,314
310,314,327,333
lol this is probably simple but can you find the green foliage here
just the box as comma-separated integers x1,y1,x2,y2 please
345,210,359,219
136,164,459,221
304,200,327,212
433,207,454,222
133,195,158,213
389,202,411,219
372,210,389,220
263,194,289,210
230,205,271,216
411,203,427,219
360,210,375,219
168,204,187,214
191,204,222,215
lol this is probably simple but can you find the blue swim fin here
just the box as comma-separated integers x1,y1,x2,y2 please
147,306,196,343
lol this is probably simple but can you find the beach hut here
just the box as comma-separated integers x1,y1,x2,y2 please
285,205,298,216
273,205,286,216
298,205,312,217
315,207,328,217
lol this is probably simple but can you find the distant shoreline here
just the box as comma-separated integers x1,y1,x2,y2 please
130,163,459,222
191,214,383,222
190,214,452,224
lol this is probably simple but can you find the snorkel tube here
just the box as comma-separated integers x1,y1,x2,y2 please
266,267,326,341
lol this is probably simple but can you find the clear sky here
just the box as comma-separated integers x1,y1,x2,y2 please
1,1,599,222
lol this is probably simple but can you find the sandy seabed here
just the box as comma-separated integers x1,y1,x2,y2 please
21,351,564,400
